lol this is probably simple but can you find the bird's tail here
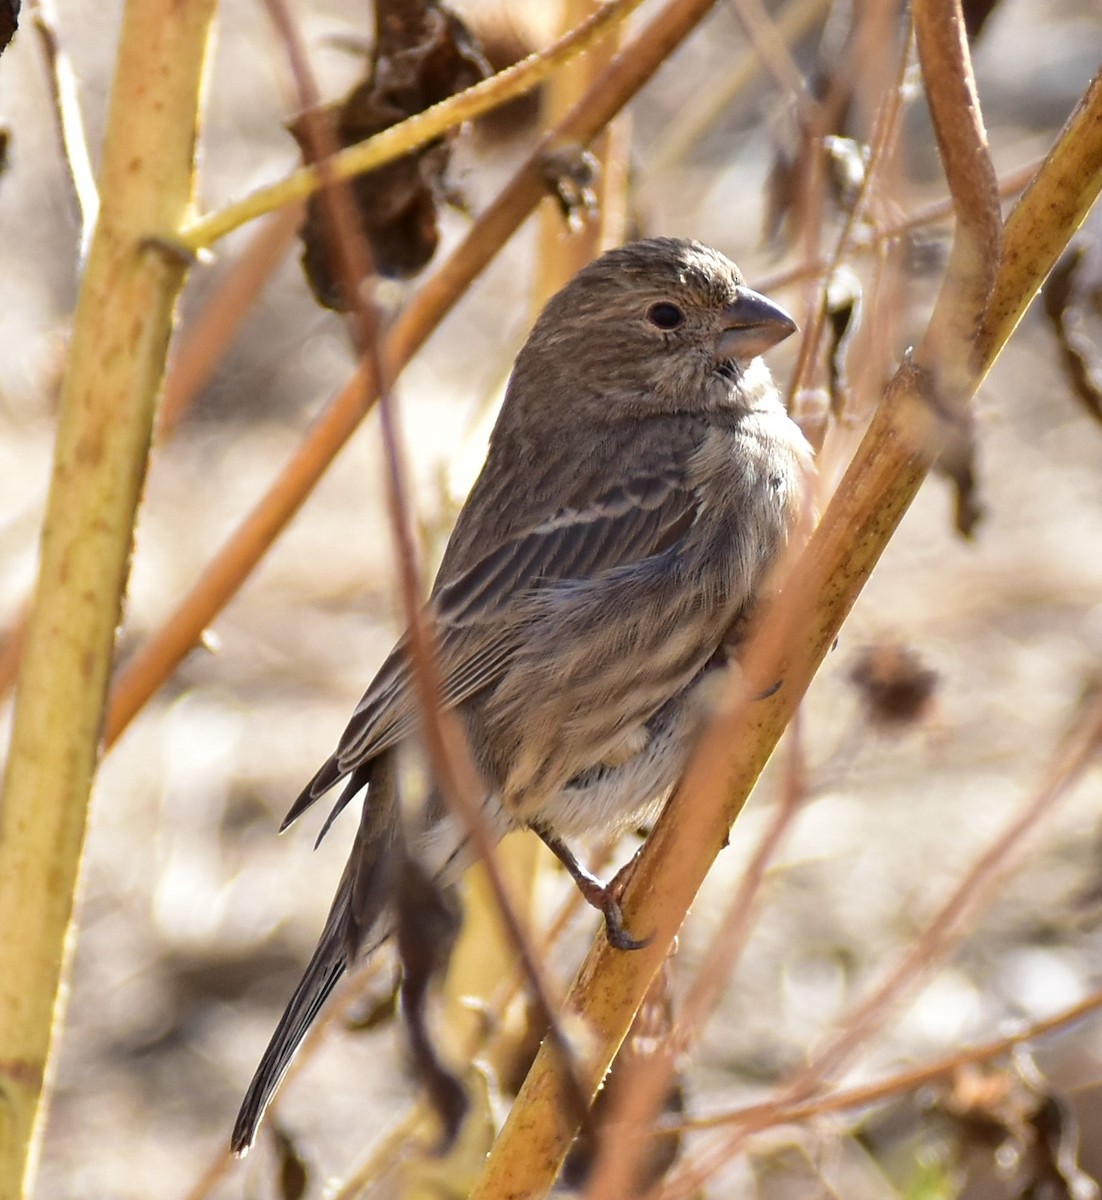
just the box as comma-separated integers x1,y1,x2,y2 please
231,869,354,1154
231,759,401,1155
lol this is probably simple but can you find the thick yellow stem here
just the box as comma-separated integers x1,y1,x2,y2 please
0,2,216,1195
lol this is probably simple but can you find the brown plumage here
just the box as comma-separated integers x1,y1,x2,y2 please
231,238,811,1153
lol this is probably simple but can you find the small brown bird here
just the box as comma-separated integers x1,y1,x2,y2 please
232,237,811,1152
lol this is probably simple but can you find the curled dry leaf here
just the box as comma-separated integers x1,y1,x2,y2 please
292,0,489,304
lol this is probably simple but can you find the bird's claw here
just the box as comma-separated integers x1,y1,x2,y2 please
600,893,652,951
533,825,652,951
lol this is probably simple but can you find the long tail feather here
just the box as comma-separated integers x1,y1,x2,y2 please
233,755,399,1154
231,871,354,1155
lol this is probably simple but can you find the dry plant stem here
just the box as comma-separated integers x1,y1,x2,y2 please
103,0,731,749
643,0,827,180
911,0,1002,386
0,1,216,1195
582,722,811,1200
682,980,1102,1134
467,19,1093,1200
756,156,1040,297
785,22,912,406
329,1106,431,1200
680,721,807,1034
976,67,1102,376
725,0,817,116
0,610,29,703
787,127,827,396
28,0,98,246
670,690,1102,1193
178,0,647,255
441,0,630,1107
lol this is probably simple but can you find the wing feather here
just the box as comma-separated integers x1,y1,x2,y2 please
286,437,702,830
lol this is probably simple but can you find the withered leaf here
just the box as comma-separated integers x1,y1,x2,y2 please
850,643,939,729
270,1123,310,1200
294,0,488,306
394,838,467,1150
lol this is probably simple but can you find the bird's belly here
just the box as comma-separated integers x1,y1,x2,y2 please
526,665,725,838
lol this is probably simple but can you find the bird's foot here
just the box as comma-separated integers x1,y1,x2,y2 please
532,826,652,951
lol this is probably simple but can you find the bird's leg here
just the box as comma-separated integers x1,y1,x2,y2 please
531,826,651,951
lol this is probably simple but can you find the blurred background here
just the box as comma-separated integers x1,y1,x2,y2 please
2,0,1102,1195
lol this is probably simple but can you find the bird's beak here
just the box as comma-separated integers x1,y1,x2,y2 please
715,288,797,363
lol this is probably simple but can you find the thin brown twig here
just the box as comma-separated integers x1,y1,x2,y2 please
911,0,1002,389
755,156,1041,296
779,0,898,390
784,21,914,407
724,0,819,120
676,983,1102,1135
663,689,1102,1195
642,0,828,181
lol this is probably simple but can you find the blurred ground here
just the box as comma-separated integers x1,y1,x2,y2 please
2,0,1102,1197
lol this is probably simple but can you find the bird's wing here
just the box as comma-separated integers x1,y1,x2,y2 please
284,438,702,832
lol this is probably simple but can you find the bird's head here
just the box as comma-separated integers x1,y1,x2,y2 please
511,237,797,422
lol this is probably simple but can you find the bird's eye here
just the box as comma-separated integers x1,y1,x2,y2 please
646,302,684,330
